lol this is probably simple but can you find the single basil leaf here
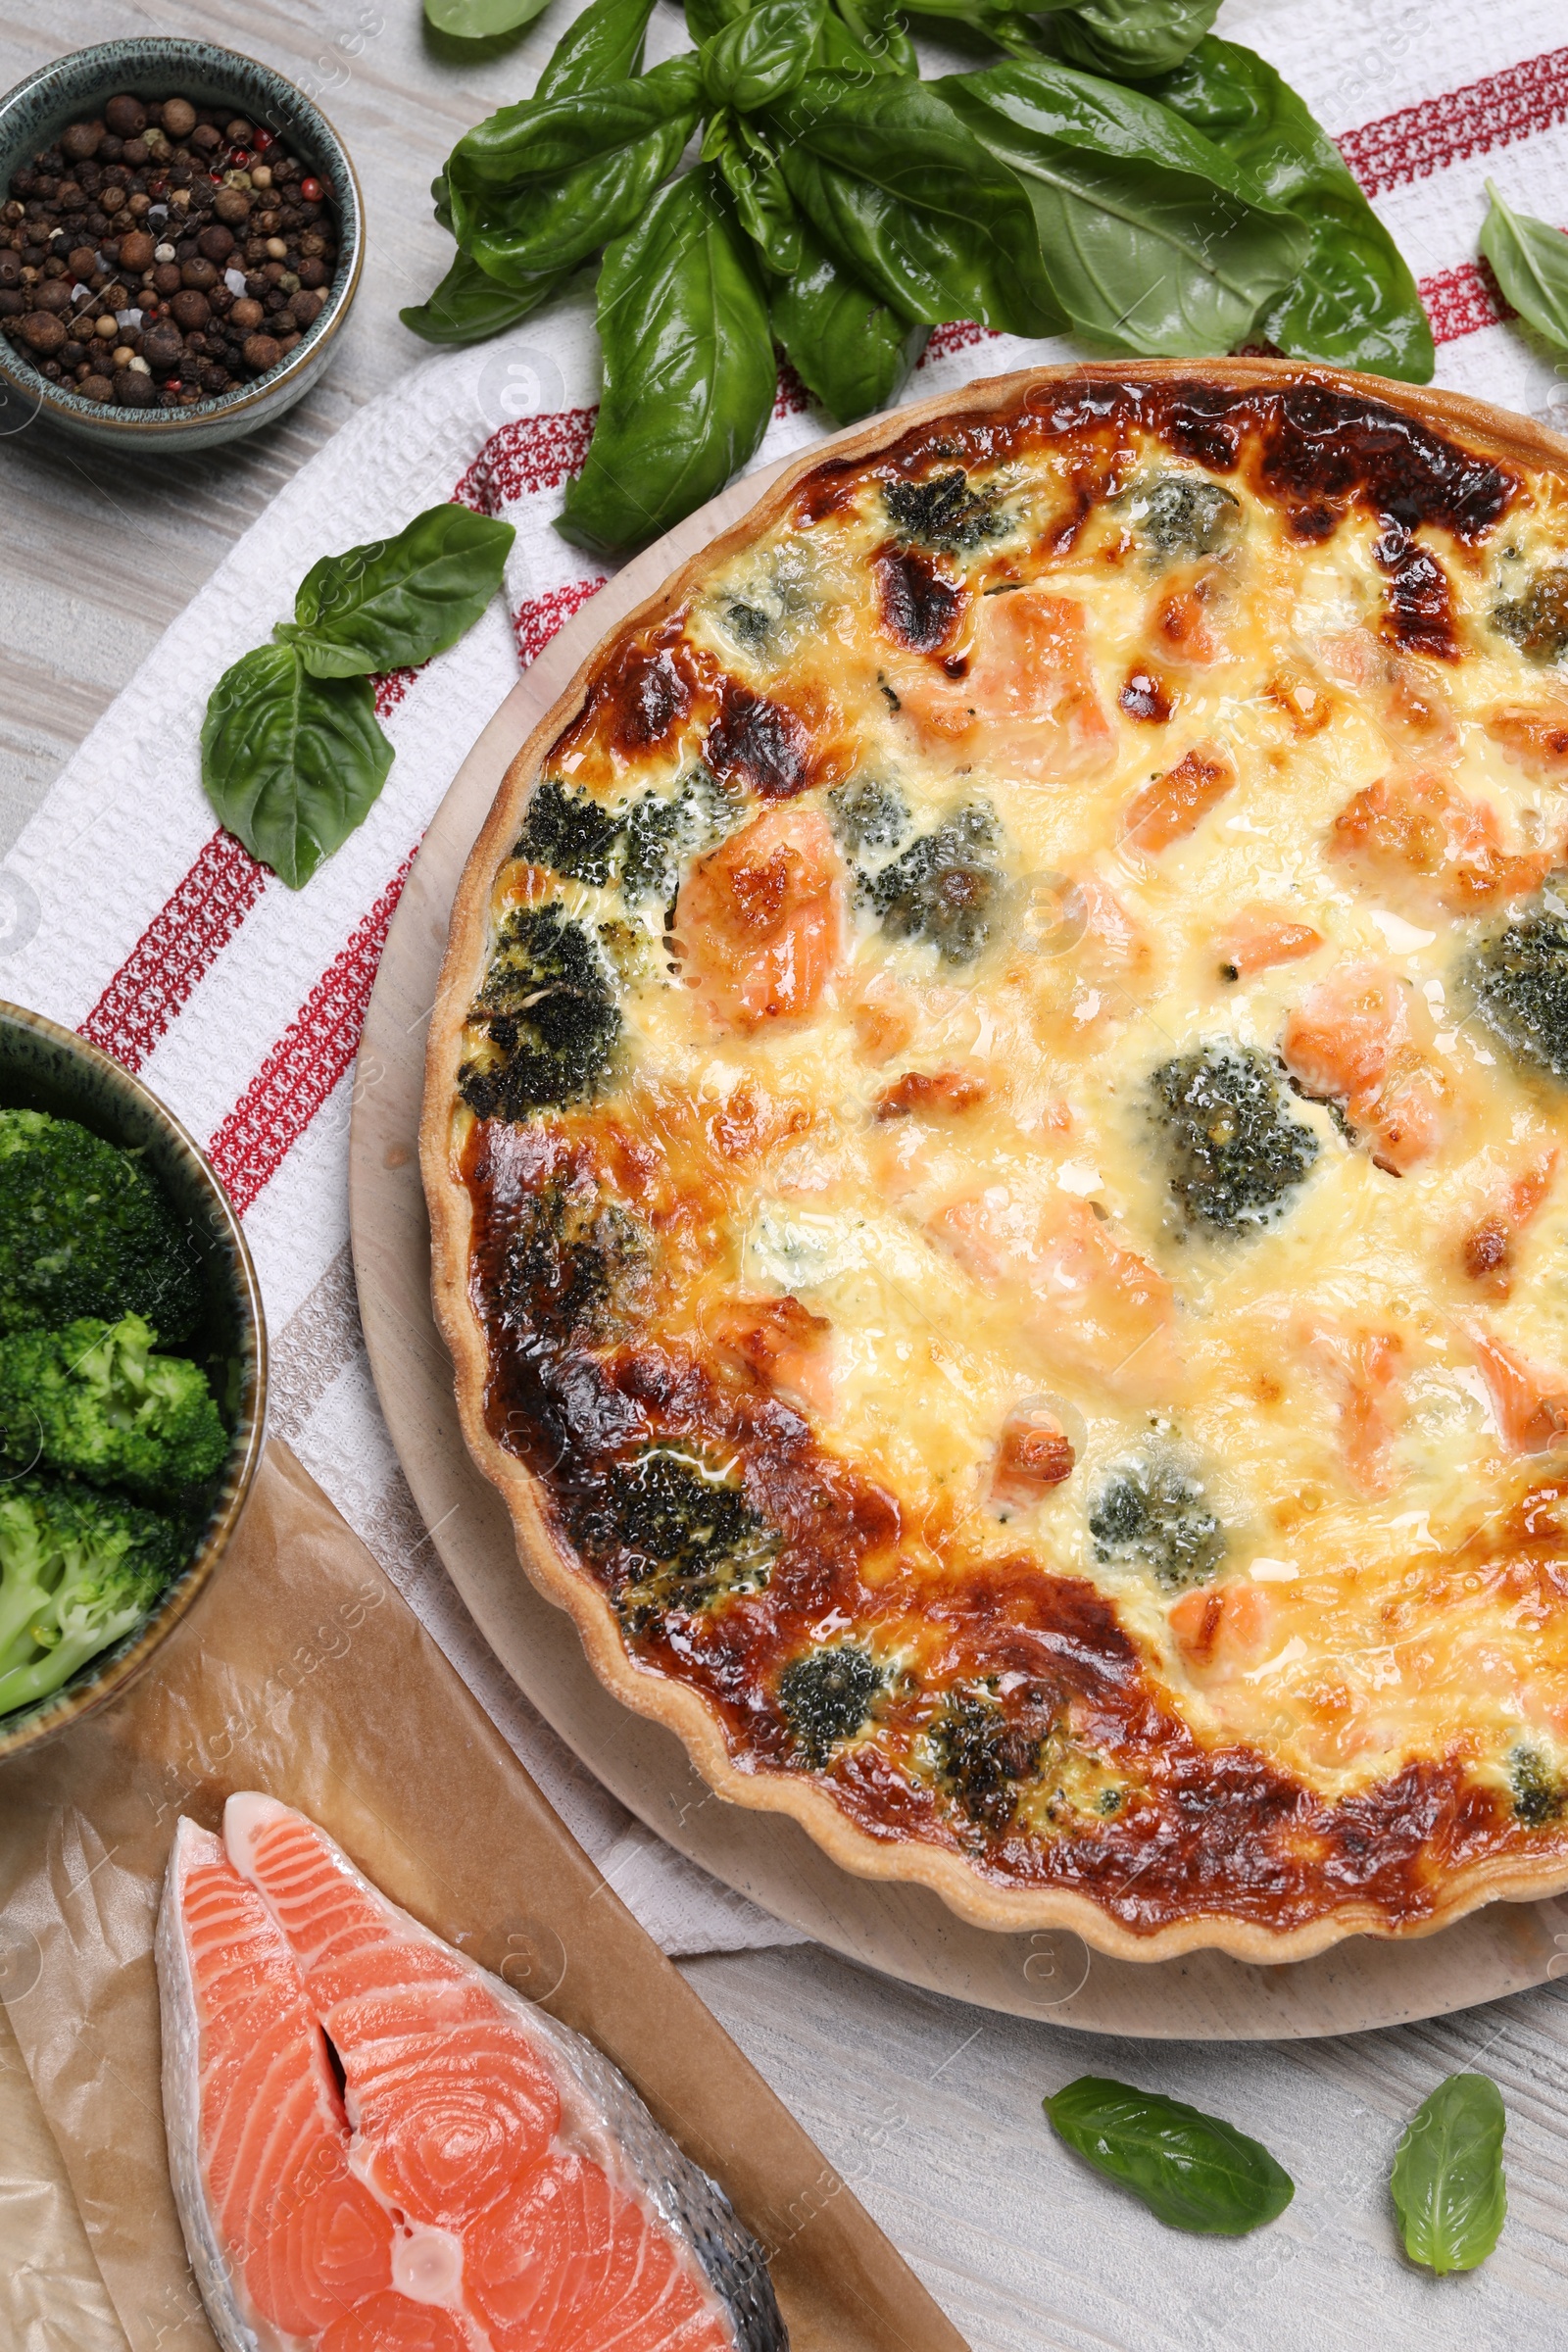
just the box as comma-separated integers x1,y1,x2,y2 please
402,245,572,343
1151,36,1434,381
280,505,516,677
1480,181,1568,352
770,222,926,418
701,0,825,112
770,73,1064,334
537,0,660,98
1046,2077,1295,2236
1051,0,1219,78
687,0,753,41
432,172,454,231
827,0,918,74
560,170,777,557
1391,2074,1507,2276
425,0,549,36
200,645,393,892
943,59,1308,357
448,58,704,285
703,111,804,274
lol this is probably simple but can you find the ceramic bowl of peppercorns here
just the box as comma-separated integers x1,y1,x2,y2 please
0,37,362,449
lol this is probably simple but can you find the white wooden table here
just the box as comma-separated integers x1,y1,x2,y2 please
7,6,1568,2347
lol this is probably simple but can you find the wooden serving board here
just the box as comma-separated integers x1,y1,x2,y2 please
349,443,1568,2038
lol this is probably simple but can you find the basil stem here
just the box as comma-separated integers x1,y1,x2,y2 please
559,170,776,558
1390,2074,1507,2276
769,72,1065,335
770,224,927,419
200,646,394,892
944,58,1310,357
1045,2076,1295,2235
1151,36,1434,381
277,505,515,680
1480,181,1568,353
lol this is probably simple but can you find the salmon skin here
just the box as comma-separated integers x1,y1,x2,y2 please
156,1794,788,2352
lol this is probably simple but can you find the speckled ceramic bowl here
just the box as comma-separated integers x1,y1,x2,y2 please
0,1004,267,1761
0,37,362,451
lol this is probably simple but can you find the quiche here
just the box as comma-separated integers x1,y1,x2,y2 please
423,361,1568,1961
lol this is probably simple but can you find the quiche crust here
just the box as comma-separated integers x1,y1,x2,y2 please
423,361,1568,1960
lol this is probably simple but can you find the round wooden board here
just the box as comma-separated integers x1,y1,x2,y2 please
350,436,1568,2039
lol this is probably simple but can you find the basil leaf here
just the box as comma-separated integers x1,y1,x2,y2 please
201,646,393,892
1151,37,1433,381
1045,2077,1295,2235
770,73,1064,334
402,245,573,344
826,0,918,75
1391,2074,1507,2276
536,0,660,98
560,170,777,557
1052,0,1218,79
703,111,805,274
1480,181,1568,352
701,0,825,112
687,0,753,42
448,58,704,285
279,505,516,678
944,59,1308,356
770,222,926,418
424,0,549,36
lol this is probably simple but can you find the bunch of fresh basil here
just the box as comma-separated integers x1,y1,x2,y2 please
403,0,1430,556
202,505,514,888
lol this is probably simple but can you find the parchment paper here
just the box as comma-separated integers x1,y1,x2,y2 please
0,1441,967,2352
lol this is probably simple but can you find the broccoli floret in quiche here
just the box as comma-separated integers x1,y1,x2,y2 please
866,803,1004,964
934,1688,1048,1835
460,905,620,1122
1090,1458,1226,1592
827,778,910,858
883,468,1002,553
1492,564,1568,662
514,779,620,887
0,1313,225,1497
778,1642,882,1769
1131,473,1243,560
1469,904,1568,1082
619,766,735,906
570,1448,777,1629
493,1181,651,1348
1509,1745,1564,1827
1153,1044,1319,1232
0,1474,184,1718
0,1109,201,1342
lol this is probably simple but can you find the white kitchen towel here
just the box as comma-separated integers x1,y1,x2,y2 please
3,0,1567,1955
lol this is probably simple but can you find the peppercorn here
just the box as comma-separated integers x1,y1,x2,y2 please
79,368,114,399
161,97,196,139
113,366,154,406
104,95,145,138
241,330,280,371
61,122,104,164
20,311,65,353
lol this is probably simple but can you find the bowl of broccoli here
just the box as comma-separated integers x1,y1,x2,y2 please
0,1001,265,1758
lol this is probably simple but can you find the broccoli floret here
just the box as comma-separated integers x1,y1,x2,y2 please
778,1642,882,1768
883,469,1002,552
1131,474,1243,560
494,1183,652,1347
620,767,735,906
0,1109,200,1341
1509,1745,1564,1827
1152,1045,1319,1232
460,904,620,1122
566,1448,777,1631
514,780,620,887
826,778,909,858
1469,905,1568,1082
866,803,1004,964
1090,1458,1226,1592
933,1688,1047,1835
1493,564,1568,662
0,1313,226,1496
0,1474,183,1718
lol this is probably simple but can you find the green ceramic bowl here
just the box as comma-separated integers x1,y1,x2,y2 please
0,36,363,451
0,1003,267,1760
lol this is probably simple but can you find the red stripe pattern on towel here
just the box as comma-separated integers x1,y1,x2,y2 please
454,409,599,516
1339,45,1568,198
918,321,1003,366
514,577,606,667
207,853,416,1217
79,829,267,1073
1421,257,1515,343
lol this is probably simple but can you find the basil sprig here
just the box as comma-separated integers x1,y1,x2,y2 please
409,0,1433,550
202,504,514,888
1480,182,1568,354
1045,2076,1295,2235
1390,2073,1507,2276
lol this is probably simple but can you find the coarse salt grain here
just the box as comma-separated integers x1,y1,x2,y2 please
224,268,247,295
116,308,142,328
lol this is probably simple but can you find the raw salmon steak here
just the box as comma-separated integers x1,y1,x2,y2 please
156,1794,787,2351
